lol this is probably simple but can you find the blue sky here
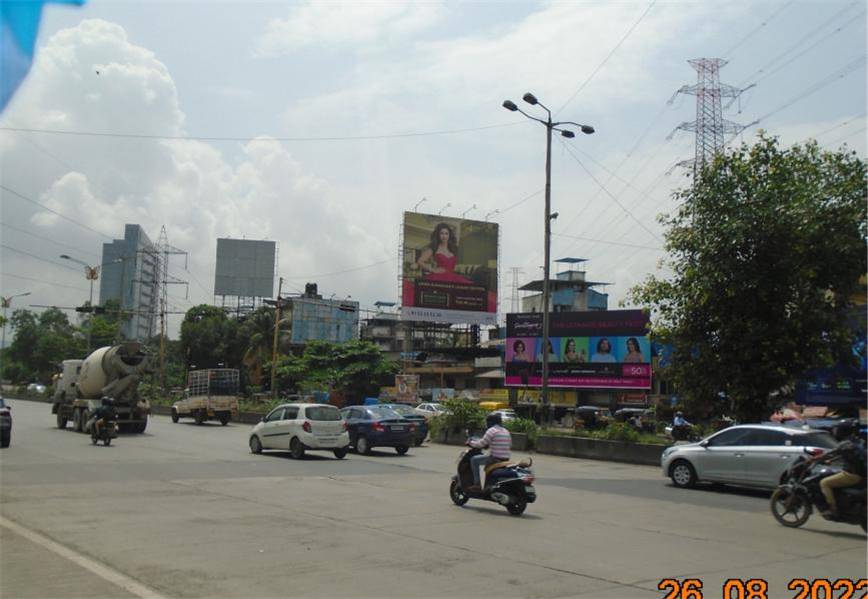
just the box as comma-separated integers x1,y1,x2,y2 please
1,1,865,337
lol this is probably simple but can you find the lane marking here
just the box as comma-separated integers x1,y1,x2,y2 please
0,515,168,599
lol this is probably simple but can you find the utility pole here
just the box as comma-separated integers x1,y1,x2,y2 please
271,277,284,400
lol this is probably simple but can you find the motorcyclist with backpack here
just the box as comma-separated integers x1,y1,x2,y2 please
466,412,511,493
809,419,866,517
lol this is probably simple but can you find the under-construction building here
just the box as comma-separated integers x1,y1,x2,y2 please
99,224,158,341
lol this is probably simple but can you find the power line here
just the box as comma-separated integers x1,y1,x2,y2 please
282,256,397,280
805,115,866,142
0,184,114,240
0,221,101,258
556,0,656,116
0,121,522,143
500,189,544,214
825,125,866,148
0,271,89,293
1,244,83,273
551,233,663,251
721,0,795,58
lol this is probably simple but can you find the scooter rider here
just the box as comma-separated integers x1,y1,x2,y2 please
810,419,866,517
89,397,115,437
466,412,511,493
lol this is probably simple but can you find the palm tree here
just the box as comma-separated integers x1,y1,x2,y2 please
239,307,290,387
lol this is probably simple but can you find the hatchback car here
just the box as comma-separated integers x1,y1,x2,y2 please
341,405,417,455
661,424,838,490
414,402,446,418
0,397,11,448
249,403,350,459
378,404,428,446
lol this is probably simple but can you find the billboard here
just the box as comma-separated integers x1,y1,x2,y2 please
290,298,359,344
505,310,651,390
214,238,276,298
401,212,498,325
395,375,420,403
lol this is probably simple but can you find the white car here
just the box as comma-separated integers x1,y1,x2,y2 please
661,424,838,490
490,409,517,422
415,403,447,418
249,403,350,459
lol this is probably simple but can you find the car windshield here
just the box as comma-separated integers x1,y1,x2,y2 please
369,407,402,419
797,431,838,449
306,406,341,421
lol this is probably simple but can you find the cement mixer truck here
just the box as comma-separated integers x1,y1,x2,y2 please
52,343,153,433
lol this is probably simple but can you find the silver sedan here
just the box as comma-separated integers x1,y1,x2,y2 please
661,424,837,490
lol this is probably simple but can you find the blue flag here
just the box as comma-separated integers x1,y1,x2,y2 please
1,0,85,112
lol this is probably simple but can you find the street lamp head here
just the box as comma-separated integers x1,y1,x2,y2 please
550,212,559,220
561,130,575,138
522,92,538,105
60,254,70,260
581,125,595,134
502,100,518,112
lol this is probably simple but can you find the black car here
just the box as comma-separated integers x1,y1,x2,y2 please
340,405,417,455
0,397,11,448
378,404,428,446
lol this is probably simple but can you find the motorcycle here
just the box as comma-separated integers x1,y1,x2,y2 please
449,442,536,516
770,453,867,532
86,414,118,446
665,424,699,443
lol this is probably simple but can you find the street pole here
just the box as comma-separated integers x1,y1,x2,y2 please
1,292,31,377
271,277,284,400
541,117,553,427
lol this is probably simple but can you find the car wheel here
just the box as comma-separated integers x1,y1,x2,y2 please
171,409,179,423
770,487,811,528
290,437,305,459
414,437,423,447
56,411,67,429
449,479,469,506
249,435,263,454
1,429,11,448
333,447,348,459
395,445,409,455
506,499,527,516
356,436,371,455
670,459,697,488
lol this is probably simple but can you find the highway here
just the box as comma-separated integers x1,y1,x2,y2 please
1,399,865,598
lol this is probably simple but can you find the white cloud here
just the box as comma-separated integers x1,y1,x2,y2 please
254,1,446,57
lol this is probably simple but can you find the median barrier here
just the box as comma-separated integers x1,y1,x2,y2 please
535,434,664,466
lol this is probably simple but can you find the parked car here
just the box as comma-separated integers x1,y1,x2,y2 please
340,405,417,455
378,404,428,446
26,383,46,395
248,403,350,459
0,397,11,448
661,424,838,490
414,403,447,419
489,409,517,422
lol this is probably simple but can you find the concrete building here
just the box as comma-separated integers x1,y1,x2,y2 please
520,258,608,313
98,224,158,342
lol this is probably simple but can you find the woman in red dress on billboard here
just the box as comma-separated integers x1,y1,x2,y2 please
416,222,474,284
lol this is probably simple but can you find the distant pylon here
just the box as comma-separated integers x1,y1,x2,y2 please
667,58,749,177
509,267,523,314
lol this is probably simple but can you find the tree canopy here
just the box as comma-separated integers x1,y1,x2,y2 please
631,135,866,422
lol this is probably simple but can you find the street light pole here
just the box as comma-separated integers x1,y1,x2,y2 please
60,254,103,353
502,92,594,427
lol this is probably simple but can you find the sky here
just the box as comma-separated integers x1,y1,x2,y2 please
1,0,865,341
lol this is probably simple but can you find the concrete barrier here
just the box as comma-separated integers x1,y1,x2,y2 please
535,434,664,466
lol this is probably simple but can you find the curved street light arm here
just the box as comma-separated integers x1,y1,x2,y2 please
513,106,548,126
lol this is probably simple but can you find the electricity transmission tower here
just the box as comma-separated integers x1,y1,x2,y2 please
509,267,524,314
667,58,749,177
154,226,188,391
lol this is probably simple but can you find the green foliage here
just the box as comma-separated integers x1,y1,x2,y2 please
630,135,867,423
504,417,539,447
180,305,239,370
439,398,487,434
3,308,85,383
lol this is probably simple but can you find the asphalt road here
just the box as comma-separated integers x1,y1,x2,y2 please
1,399,865,598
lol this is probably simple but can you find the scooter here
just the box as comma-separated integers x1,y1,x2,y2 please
770,453,867,532
449,442,536,516
86,415,118,446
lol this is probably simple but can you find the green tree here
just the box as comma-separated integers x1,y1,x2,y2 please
5,308,84,382
179,305,238,369
630,135,866,423
89,299,124,348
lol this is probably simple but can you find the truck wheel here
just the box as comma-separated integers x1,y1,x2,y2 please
81,410,91,433
73,409,82,432
137,416,148,433
194,410,205,425
1,429,10,448
219,413,230,426
171,409,179,423
56,411,68,429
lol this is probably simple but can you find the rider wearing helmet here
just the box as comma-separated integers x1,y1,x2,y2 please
467,412,511,493
90,397,115,437
812,419,866,517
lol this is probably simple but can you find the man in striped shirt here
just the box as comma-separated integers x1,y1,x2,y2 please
467,412,512,492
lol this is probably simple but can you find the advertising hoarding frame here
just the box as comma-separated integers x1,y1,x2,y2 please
214,238,276,298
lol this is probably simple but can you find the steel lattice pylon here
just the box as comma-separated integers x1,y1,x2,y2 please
668,58,749,177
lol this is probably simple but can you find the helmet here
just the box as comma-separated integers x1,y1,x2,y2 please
675,411,683,417
485,412,502,428
833,419,858,442
101,396,114,406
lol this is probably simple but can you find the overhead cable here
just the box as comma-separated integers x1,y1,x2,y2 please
0,184,114,240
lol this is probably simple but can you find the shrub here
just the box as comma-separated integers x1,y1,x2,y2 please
441,398,487,434
505,417,539,447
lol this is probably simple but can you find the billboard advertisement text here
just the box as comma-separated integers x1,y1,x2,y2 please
506,310,651,389
401,212,498,325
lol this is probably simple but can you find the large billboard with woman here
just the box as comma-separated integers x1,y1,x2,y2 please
505,309,651,389
401,212,498,325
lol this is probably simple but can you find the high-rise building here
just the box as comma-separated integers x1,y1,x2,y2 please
99,224,158,341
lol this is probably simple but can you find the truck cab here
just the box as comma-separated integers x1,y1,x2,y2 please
172,369,240,426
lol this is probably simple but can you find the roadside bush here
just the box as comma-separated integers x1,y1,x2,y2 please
441,398,487,434
505,417,539,447
588,422,642,443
